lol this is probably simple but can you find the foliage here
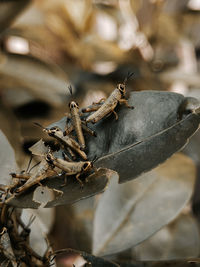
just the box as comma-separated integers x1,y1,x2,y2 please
0,0,200,266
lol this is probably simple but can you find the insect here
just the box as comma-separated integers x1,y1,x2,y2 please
46,151,93,186
6,157,41,194
67,85,86,150
15,158,56,194
64,85,96,150
82,73,134,124
35,123,87,160
0,227,16,265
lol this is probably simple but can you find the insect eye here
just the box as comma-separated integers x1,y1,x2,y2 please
82,163,89,170
46,155,51,161
120,85,125,91
51,126,59,132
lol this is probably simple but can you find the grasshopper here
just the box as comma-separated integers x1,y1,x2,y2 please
46,151,93,186
0,227,17,265
83,73,134,124
35,123,87,160
7,157,41,193
15,158,56,194
64,85,96,150
69,99,85,150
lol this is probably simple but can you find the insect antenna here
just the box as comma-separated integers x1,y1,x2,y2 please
68,85,73,95
34,122,49,134
92,155,98,164
34,122,45,130
26,154,33,173
123,71,134,85
29,161,41,173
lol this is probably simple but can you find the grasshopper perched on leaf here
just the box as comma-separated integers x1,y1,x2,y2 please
46,151,93,186
64,85,96,150
67,85,86,150
3,157,40,194
82,73,134,124
35,123,87,160
15,158,56,194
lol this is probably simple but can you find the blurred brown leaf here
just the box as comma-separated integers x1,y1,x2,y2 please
0,0,30,34
133,213,200,260
93,153,196,256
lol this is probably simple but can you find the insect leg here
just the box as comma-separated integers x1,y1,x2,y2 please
92,98,106,105
75,173,84,187
10,173,30,180
111,109,118,120
81,103,102,113
62,151,73,162
64,124,73,136
81,122,97,137
119,98,134,109
66,147,76,160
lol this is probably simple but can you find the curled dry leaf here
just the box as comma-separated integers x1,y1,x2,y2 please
0,0,30,34
133,213,200,260
0,53,70,106
92,153,196,256
29,139,49,156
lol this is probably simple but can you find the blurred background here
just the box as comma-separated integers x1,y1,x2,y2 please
1,0,200,266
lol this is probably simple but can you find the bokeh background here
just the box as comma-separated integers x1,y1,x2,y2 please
1,1,200,266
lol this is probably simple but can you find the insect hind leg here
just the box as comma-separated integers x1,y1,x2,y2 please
119,98,134,109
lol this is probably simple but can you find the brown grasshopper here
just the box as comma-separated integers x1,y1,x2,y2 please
46,151,93,186
83,73,134,124
35,123,87,160
64,85,96,150
0,158,40,195
15,158,56,194
68,85,85,150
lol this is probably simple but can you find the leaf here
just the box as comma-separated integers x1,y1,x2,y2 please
0,130,17,186
0,53,70,106
47,91,200,183
183,130,200,164
29,139,48,156
0,0,30,34
119,259,200,267
6,91,199,208
0,102,22,164
133,213,200,260
92,153,196,256
54,248,119,267
6,168,115,208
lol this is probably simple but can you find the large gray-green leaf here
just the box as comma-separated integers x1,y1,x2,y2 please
92,153,196,256
48,91,200,183
6,91,199,208
133,213,200,260
0,0,30,34
0,53,70,106
0,130,16,186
